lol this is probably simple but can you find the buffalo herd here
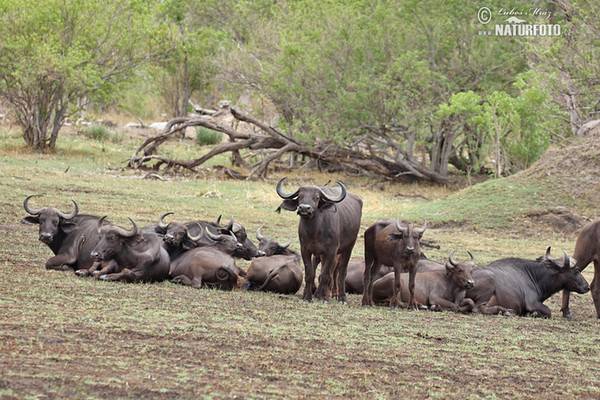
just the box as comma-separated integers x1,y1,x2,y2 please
20,176,599,319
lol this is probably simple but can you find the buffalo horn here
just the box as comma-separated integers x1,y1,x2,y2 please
545,246,552,260
57,199,79,220
448,250,458,267
276,177,299,199
157,212,174,229
225,215,234,231
114,218,138,238
97,216,107,235
186,222,204,242
416,220,427,235
562,250,570,269
467,251,476,264
205,226,222,241
256,225,265,241
23,195,44,216
280,234,292,250
319,181,347,203
395,219,409,235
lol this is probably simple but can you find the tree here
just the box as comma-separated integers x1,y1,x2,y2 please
0,0,170,150
154,0,225,118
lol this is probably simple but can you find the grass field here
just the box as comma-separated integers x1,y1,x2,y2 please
1,126,600,399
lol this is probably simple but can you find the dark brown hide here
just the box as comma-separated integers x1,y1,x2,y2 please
362,219,426,308
562,218,600,318
169,247,245,290
276,177,363,303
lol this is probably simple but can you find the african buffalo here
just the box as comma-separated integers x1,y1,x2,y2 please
466,247,589,317
241,226,302,294
276,177,363,303
185,215,258,260
372,251,475,312
362,219,427,308
151,212,203,260
561,218,600,318
20,195,101,271
345,257,443,294
87,217,170,282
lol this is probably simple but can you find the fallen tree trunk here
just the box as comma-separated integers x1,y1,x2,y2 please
128,108,452,185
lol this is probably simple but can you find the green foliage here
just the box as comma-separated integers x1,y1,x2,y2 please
195,126,222,145
85,124,111,142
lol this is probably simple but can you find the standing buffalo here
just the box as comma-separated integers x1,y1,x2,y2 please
372,251,475,312
88,217,170,282
562,218,600,318
362,219,427,308
20,195,101,271
276,177,363,303
242,226,302,294
466,248,589,317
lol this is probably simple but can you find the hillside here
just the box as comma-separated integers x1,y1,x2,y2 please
400,135,600,238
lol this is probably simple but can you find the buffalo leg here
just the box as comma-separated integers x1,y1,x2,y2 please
335,250,352,304
362,260,382,306
45,251,77,270
314,250,337,302
406,265,418,310
591,260,600,318
561,289,573,319
171,275,203,288
301,249,315,301
390,266,402,309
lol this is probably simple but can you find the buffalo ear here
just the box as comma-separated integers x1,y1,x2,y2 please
155,226,167,235
60,220,78,234
277,199,298,212
182,239,195,251
20,216,39,225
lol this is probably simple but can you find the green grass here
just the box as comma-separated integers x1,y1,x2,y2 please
1,126,599,399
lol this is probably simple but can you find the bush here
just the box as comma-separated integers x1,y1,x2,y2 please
86,124,111,142
196,126,222,145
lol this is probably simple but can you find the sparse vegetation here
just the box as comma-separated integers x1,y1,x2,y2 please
196,126,222,145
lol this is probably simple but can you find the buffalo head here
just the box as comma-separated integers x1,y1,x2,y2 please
21,195,79,244
215,215,258,260
157,212,202,249
276,177,347,218
91,216,138,261
205,226,243,255
388,220,427,255
541,247,590,294
446,250,475,289
255,225,292,257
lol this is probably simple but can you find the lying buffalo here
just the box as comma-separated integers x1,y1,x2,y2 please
84,217,170,282
372,251,475,312
241,226,302,294
21,195,101,271
168,228,245,290
466,247,589,317
276,177,363,303
185,215,258,260
151,212,203,260
363,219,427,308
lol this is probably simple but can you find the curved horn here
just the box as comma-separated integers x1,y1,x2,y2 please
23,195,43,216
319,181,347,203
205,226,222,242
114,218,138,238
57,199,79,220
395,219,409,235
448,250,458,267
97,216,107,235
562,250,571,269
280,234,292,250
157,212,174,229
216,215,222,226
545,246,552,260
256,225,265,241
276,177,299,200
467,251,475,264
225,215,234,231
186,222,204,242
417,220,427,235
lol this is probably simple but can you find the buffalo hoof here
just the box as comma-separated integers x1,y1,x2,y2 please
563,314,573,320
98,274,108,281
427,305,437,311
74,269,89,277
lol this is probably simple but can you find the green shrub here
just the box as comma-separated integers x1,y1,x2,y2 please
86,124,111,142
195,126,222,145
